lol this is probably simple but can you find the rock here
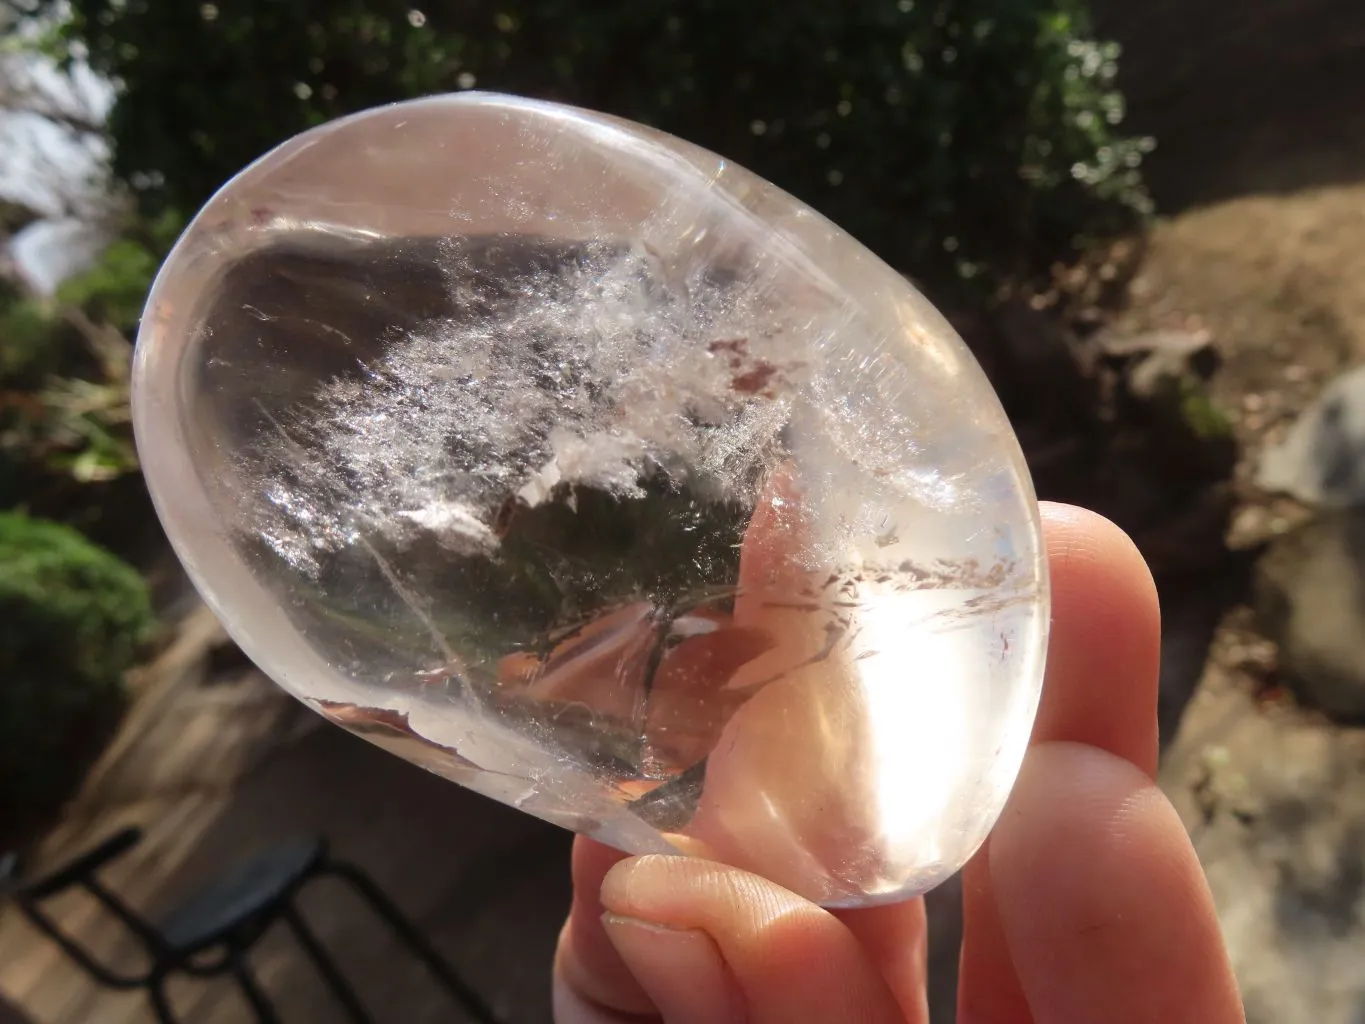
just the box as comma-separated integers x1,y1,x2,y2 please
1096,327,1222,391
1160,676,1365,1024
1255,511,1365,719
1129,340,1221,400
1258,364,1365,506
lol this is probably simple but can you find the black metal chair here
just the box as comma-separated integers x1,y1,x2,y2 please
0,828,501,1024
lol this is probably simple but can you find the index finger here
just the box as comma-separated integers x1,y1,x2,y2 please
959,504,1241,1024
854,500,1163,1020
1028,502,1162,776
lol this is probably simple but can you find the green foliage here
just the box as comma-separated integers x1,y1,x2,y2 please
49,0,1149,295
0,512,155,828
0,291,139,510
0,205,166,514
56,238,160,330
0,293,60,385
55,209,187,331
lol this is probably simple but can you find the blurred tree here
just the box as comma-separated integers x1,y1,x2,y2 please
43,0,1150,296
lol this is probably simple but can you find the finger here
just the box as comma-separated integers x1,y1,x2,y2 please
556,858,932,1024
1028,502,1162,776
554,838,653,1023
643,624,775,765
959,856,1031,1024
735,462,808,622
597,855,907,1024
960,503,1161,1023
990,742,1243,1023
831,898,931,1024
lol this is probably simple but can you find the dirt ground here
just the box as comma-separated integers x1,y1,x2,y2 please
1083,4,1365,1021
1091,0,1365,425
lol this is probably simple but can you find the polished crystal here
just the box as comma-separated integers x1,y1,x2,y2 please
132,93,1049,908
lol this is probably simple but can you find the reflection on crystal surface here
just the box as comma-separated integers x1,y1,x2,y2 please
132,92,1049,907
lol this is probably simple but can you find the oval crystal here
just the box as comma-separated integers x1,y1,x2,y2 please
132,93,1049,908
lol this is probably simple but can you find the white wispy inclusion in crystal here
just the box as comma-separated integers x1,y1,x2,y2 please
245,239,804,577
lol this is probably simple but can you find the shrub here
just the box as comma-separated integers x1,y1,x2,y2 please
50,0,1149,297
0,513,155,835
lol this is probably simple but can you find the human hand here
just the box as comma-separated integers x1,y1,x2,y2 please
551,502,1245,1023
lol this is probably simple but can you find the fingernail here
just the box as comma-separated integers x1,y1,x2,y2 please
602,913,744,1024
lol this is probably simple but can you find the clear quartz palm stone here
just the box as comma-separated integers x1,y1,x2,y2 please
132,92,1049,908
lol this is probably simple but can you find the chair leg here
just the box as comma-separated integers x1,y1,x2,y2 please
282,903,374,1023
147,975,179,1024
323,862,501,1024
229,953,281,1024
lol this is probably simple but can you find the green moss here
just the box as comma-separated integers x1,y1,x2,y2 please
1177,377,1234,441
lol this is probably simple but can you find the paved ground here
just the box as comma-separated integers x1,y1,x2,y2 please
0,604,574,1024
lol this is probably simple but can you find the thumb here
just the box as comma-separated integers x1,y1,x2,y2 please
555,851,907,1024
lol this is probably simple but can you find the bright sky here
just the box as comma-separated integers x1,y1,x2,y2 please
0,10,116,293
